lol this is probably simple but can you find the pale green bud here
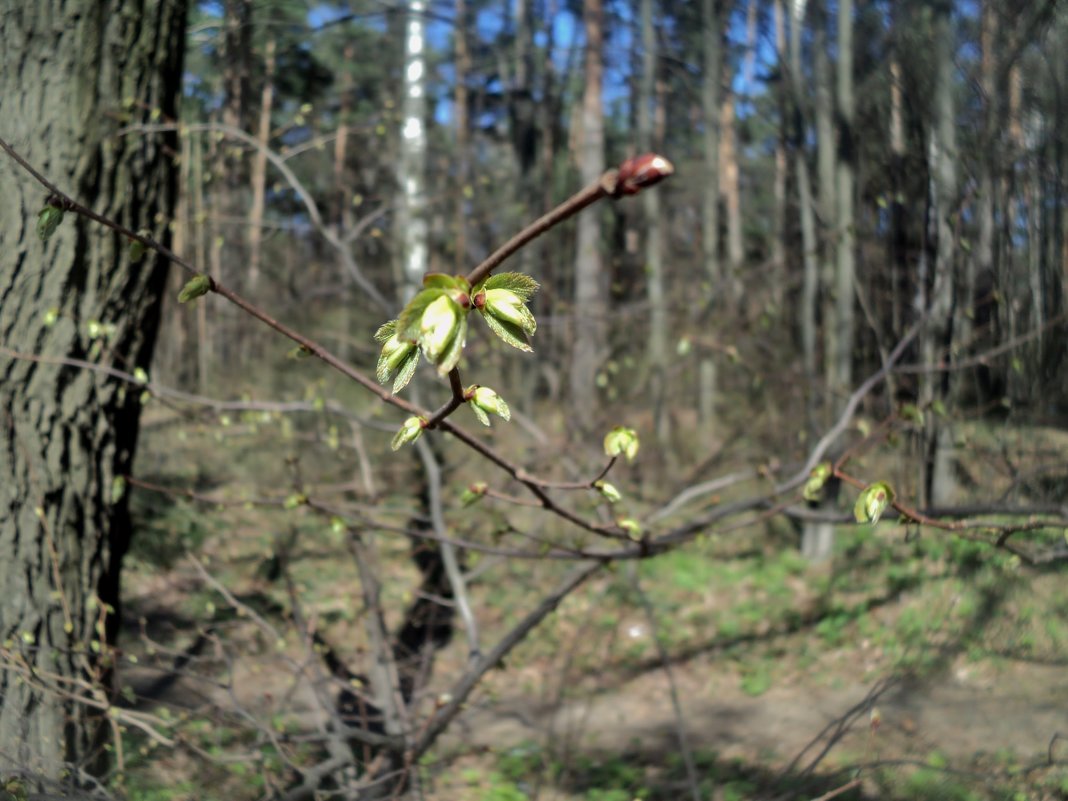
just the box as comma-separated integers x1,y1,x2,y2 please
466,385,510,426
603,426,640,462
460,481,488,507
594,480,622,504
853,481,895,525
802,461,833,503
391,416,426,451
420,295,461,361
377,333,416,384
483,288,536,336
617,518,642,537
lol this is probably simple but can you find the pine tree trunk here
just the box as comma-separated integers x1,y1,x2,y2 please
0,0,186,785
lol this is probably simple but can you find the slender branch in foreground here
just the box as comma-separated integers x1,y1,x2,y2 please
0,134,639,543
403,561,604,763
415,438,481,660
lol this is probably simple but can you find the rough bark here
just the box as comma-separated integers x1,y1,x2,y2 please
0,0,186,785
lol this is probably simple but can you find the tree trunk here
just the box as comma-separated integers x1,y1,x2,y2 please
771,0,787,311
721,91,744,293
0,0,186,785
701,0,723,293
833,0,855,409
397,0,429,296
921,0,959,507
248,37,276,298
569,0,606,428
698,0,724,429
453,0,470,271
639,0,669,447
813,0,836,406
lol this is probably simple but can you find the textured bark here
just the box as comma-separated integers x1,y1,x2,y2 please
569,0,606,427
0,0,186,785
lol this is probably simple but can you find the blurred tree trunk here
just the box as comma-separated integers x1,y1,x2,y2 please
0,0,186,785
569,0,606,427
396,0,429,298
248,37,274,298
921,0,959,506
698,0,724,428
216,0,253,369
191,131,211,390
334,42,355,360
453,0,470,271
721,91,744,294
973,0,997,404
787,0,819,418
771,0,787,311
813,0,836,407
640,0,670,447
701,0,722,294
832,0,855,410
888,32,908,340
786,0,834,562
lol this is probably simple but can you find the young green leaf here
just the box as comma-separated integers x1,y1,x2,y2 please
479,272,540,302
479,310,532,352
391,416,426,451
603,427,640,462
36,205,65,241
422,273,471,292
391,348,420,393
594,480,622,504
802,462,833,503
432,313,467,375
397,288,447,340
178,273,212,303
374,320,398,343
481,288,537,335
468,385,510,424
460,482,488,507
853,481,895,525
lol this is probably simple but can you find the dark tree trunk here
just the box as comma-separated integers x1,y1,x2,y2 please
0,0,187,786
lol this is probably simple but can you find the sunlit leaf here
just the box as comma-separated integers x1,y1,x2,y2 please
479,272,539,302
479,310,532,352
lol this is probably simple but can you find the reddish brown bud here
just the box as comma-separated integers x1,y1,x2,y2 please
615,153,675,196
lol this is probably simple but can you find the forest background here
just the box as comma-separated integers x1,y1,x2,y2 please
2,0,1068,798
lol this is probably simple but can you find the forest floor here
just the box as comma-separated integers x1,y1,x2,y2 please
118,522,1068,801
115,411,1068,800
